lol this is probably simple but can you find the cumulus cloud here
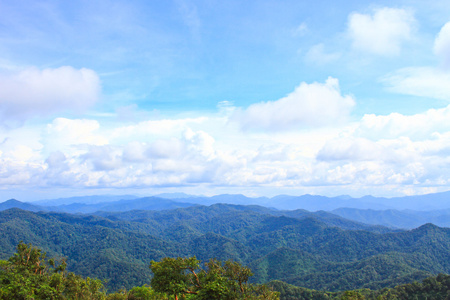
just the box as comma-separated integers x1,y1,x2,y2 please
1,105,450,197
381,67,450,101
122,141,148,162
41,125,224,188
317,138,384,162
434,22,450,69
43,118,108,155
0,66,100,123
81,145,122,171
233,77,355,130
111,117,208,143
347,7,415,56
147,138,184,159
313,104,450,191
356,105,450,140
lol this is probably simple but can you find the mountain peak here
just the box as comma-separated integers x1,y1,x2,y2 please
3,199,21,203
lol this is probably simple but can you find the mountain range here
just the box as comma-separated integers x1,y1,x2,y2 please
2,191,450,229
9,190,450,211
1,202,449,292
1,191,449,293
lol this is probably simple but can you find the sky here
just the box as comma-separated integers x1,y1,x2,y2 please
1,0,450,201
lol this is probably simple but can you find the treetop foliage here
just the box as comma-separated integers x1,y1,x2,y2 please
1,242,449,300
0,242,105,300
149,256,278,300
0,243,279,300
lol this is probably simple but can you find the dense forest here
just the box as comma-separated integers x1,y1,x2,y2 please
1,204,449,293
1,242,449,299
0,242,278,299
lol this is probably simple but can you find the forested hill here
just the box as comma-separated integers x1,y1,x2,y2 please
4,195,450,230
1,205,449,292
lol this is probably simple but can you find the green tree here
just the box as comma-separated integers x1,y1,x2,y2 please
150,257,200,300
0,242,106,300
340,290,365,300
149,257,279,300
128,285,167,300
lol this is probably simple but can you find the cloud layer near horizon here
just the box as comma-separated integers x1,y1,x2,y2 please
1,80,450,197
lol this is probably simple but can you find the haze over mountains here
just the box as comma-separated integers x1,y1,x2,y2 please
8,190,450,210
2,191,450,229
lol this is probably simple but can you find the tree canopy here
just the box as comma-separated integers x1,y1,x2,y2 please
0,242,105,299
150,256,279,300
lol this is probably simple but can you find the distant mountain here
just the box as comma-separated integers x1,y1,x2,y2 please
32,194,138,206
1,197,196,214
171,193,393,210
386,191,450,210
18,190,450,212
176,194,271,206
161,191,450,211
263,191,450,211
0,199,44,212
153,192,201,199
268,194,391,211
52,196,196,213
332,207,450,229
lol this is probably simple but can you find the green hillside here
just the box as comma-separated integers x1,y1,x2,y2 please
1,242,449,299
1,205,449,292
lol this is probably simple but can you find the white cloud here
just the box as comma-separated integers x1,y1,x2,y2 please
81,145,122,171
381,22,450,101
347,7,415,56
313,105,450,191
122,141,148,162
381,67,450,100
43,118,108,156
434,22,450,69
45,151,69,170
2,101,450,197
317,138,384,162
356,105,450,140
183,129,216,159
0,66,100,123
111,117,208,143
305,44,341,64
233,77,355,130
147,138,184,159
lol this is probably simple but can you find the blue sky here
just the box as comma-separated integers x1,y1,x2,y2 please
1,0,450,201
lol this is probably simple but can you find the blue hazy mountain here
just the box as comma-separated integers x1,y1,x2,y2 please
333,207,450,229
7,190,450,211
2,191,450,226
0,197,195,213
33,194,138,206
153,192,201,199
162,191,450,211
0,199,44,212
